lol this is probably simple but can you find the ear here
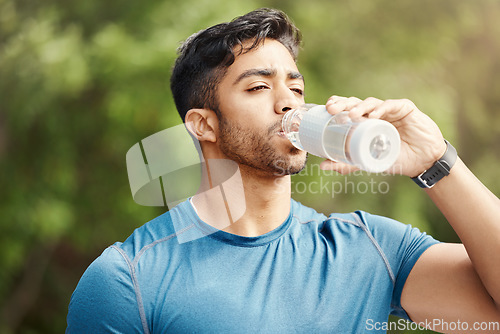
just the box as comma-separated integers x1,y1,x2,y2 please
185,108,218,143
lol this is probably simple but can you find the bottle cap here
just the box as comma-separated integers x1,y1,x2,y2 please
349,119,400,173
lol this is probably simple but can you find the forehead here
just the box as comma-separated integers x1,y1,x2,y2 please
224,39,300,81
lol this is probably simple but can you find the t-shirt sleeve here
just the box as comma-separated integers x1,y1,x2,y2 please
66,246,146,333
355,211,440,320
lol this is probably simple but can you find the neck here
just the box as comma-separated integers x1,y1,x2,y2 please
192,160,292,237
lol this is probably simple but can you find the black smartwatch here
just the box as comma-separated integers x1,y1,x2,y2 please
412,140,457,188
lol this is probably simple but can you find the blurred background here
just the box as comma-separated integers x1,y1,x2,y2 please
1,0,499,332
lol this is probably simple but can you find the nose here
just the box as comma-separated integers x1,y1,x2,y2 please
274,88,302,115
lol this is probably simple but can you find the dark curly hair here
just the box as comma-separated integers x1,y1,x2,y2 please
170,8,302,122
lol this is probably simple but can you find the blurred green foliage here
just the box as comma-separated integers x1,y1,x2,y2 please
1,0,499,332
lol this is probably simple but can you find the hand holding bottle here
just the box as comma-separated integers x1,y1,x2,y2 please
321,96,447,177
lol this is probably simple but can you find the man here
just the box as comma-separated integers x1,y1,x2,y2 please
67,8,500,333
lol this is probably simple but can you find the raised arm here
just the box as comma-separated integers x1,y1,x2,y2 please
401,156,500,333
322,96,500,333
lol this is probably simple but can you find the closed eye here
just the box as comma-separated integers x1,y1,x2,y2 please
247,85,269,92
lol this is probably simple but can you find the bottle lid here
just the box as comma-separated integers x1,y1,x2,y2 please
348,119,400,173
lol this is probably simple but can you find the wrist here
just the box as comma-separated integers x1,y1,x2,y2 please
412,140,457,188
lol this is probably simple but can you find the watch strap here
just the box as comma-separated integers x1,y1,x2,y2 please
412,140,457,188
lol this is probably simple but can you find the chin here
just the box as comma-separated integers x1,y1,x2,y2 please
271,152,308,176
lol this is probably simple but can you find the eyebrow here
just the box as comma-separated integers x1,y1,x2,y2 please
233,68,304,85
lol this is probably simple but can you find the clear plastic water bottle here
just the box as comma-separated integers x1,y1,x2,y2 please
282,104,400,173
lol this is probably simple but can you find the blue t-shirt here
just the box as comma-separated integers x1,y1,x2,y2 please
66,199,438,333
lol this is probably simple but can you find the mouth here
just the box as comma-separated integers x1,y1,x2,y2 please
277,130,286,138
269,121,284,135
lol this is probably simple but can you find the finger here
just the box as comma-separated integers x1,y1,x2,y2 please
319,160,360,175
326,95,345,104
368,99,417,122
325,96,362,116
329,96,363,110
348,97,384,119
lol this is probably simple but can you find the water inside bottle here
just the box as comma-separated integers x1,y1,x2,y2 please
322,122,353,163
282,108,304,150
285,124,301,149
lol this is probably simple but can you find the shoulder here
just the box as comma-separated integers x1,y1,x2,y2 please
290,200,435,243
349,211,439,258
115,200,194,261
323,210,439,264
290,198,328,223
322,209,433,244
290,199,400,236
66,246,144,332
67,201,194,332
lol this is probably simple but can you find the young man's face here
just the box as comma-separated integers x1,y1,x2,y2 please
215,38,307,176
